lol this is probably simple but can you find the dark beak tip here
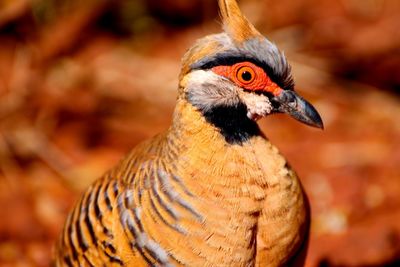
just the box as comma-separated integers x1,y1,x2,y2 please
312,119,324,130
301,98,324,130
307,109,324,130
308,107,324,129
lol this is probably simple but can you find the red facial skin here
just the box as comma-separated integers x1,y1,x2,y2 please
212,62,283,96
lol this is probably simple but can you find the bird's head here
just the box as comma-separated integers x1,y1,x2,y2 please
178,0,323,142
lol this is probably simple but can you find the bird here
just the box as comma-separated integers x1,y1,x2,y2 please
54,0,323,266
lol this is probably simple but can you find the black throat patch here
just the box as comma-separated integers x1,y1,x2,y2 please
203,103,261,145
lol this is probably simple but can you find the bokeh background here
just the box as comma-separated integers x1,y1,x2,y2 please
0,0,399,266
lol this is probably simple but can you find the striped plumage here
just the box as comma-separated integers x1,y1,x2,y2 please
55,0,322,266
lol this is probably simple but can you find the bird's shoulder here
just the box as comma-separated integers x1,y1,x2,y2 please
105,133,171,184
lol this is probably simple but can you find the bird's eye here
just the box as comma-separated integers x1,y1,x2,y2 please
236,66,256,84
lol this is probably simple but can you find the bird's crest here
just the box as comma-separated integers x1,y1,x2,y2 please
218,0,262,44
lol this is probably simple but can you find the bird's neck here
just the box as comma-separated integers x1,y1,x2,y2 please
165,98,275,190
169,98,262,146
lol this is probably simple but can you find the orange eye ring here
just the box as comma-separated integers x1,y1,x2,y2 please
236,66,256,85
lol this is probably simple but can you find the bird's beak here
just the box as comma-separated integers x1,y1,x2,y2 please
271,90,324,129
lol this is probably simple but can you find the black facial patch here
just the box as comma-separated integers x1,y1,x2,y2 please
203,103,261,145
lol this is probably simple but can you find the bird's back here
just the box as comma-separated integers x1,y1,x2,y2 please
54,134,165,266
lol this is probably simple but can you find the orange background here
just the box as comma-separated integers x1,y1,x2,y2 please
0,0,399,266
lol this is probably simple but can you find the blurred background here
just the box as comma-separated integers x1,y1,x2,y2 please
0,0,399,266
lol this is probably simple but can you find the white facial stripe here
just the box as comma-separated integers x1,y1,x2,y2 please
186,70,240,112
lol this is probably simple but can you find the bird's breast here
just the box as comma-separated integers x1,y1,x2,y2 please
155,136,305,266
115,127,307,266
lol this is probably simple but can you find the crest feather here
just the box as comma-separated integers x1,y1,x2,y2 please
218,0,261,44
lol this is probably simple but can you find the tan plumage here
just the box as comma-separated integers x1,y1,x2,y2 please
218,0,261,43
55,0,321,266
